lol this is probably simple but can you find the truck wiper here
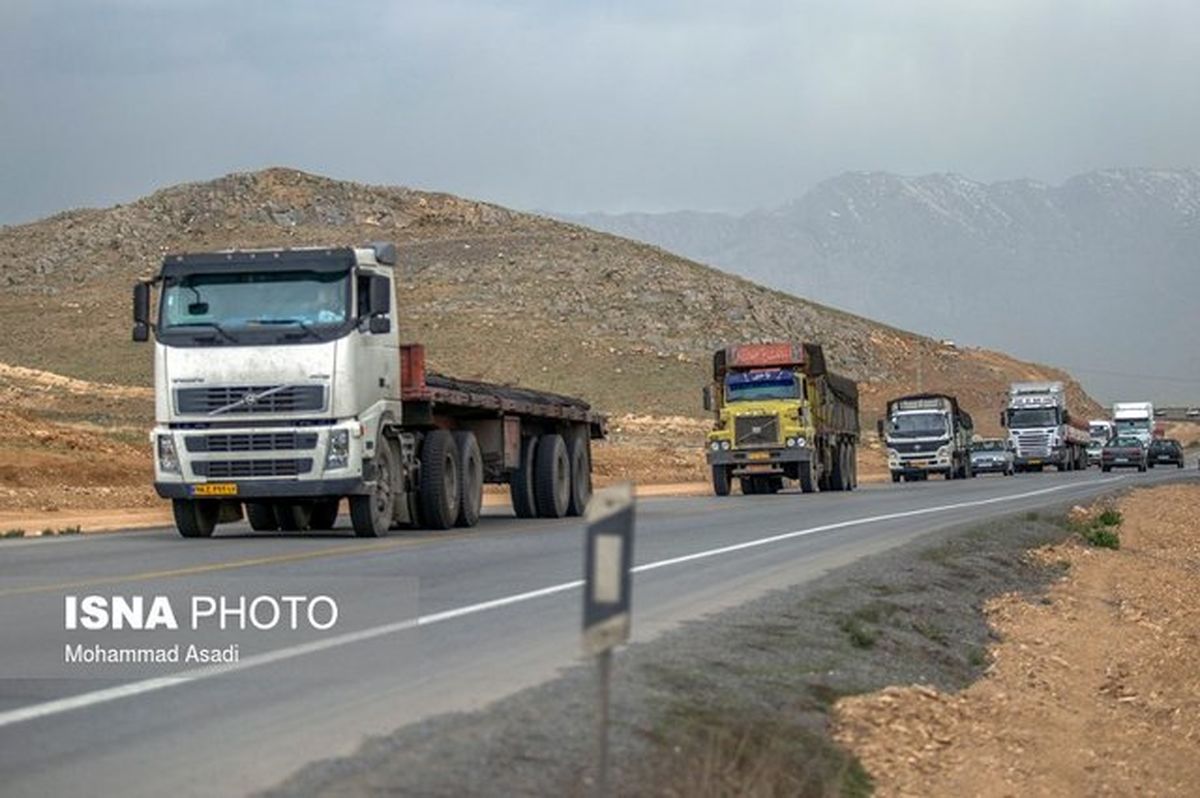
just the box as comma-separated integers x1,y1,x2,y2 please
174,321,240,344
251,318,330,342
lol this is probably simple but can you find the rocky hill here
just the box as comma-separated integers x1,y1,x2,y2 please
0,168,1102,429
563,168,1200,403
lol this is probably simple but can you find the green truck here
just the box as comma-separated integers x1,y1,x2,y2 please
704,342,860,496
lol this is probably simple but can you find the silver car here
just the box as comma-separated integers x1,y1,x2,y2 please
970,438,1015,476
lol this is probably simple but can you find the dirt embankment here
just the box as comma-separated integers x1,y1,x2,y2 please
834,483,1200,796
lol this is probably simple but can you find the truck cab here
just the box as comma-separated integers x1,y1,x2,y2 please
1002,382,1089,472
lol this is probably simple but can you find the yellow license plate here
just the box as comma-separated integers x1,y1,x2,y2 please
748,451,771,461
1028,459,1042,465
911,460,929,467
193,483,238,497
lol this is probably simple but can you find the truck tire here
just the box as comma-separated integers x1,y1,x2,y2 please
849,444,859,489
534,433,570,519
766,476,784,494
351,436,397,538
566,433,592,517
739,477,756,495
310,499,340,531
510,436,539,519
891,472,901,484
798,461,816,493
453,431,483,528
419,429,460,530
173,499,219,538
829,443,845,491
712,464,731,496
1138,463,1147,473
275,503,313,532
245,502,279,532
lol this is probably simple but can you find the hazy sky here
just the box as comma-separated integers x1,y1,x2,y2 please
3,0,1199,224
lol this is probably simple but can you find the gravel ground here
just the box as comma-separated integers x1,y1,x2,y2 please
262,504,1085,798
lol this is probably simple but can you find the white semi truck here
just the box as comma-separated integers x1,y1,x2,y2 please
132,243,606,538
1001,382,1089,472
1112,401,1155,447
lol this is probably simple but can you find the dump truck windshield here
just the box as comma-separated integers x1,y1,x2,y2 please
725,370,800,402
888,412,948,438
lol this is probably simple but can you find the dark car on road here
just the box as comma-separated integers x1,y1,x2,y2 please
1101,436,1148,473
1148,438,1184,468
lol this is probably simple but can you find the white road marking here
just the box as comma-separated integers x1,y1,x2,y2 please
0,474,1125,729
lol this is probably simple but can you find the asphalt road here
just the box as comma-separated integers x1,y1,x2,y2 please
0,467,1194,797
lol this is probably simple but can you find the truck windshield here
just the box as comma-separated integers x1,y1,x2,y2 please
972,440,1004,452
725,370,799,402
160,270,351,336
1007,408,1058,428
888,412,947,438
1114,419,1150,434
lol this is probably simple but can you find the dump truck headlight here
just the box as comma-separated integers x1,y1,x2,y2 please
720,440,731,450
785,437,797,447
795,438,806,448
325,429,350,470
710,441,721,451
157,434,180,474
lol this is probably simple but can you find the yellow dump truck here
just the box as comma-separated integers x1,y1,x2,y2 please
704,342,860,496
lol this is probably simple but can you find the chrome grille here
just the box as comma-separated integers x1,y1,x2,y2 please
184,432,318,453
1014,431,1051,457
734,415,779,447
175,385,326,415
891,441,942,454
192,459,313,479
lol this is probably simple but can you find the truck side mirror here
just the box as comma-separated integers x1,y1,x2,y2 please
701,385,713,412
132,282,151,343
876,419,884,437
999,413,1006,428
368,315,391,334
368,274,391,316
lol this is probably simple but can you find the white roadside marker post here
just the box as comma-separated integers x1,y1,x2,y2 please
582,483,635,797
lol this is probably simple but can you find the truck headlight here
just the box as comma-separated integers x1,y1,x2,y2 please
157,434,180,474
325,429,350,470
720,440,731,450
710,441,721,451
795,438,806,448
785,437,797,448
937,446,951,458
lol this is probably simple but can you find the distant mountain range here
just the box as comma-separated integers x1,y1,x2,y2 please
559,168,1200,404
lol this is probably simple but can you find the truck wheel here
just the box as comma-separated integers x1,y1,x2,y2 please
173,499,218,538
275,503,313,532
849,445,859,489
1138,463,1147,473
245,502,279,532
829,443,845,491
419,429,460,530
891,473,901,484
766,476,784,494
510,436,539,519
739,477,756,495
566,433,592,516
712,465,731,496
798,461,815,493
534,433,570,518
453,431,483,528
350,437,397,538
310,499,340,530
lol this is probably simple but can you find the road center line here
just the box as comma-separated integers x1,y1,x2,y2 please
0,475,1125,730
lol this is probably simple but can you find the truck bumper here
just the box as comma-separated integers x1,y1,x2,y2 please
707,447,811,475
154,477,368,500
1014,450,1064,468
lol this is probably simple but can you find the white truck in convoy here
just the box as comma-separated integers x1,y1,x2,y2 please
132,243,606,538
878,393,975,482
1000,382,1089,472
1087,419,1115,466
1112,401,1155,448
